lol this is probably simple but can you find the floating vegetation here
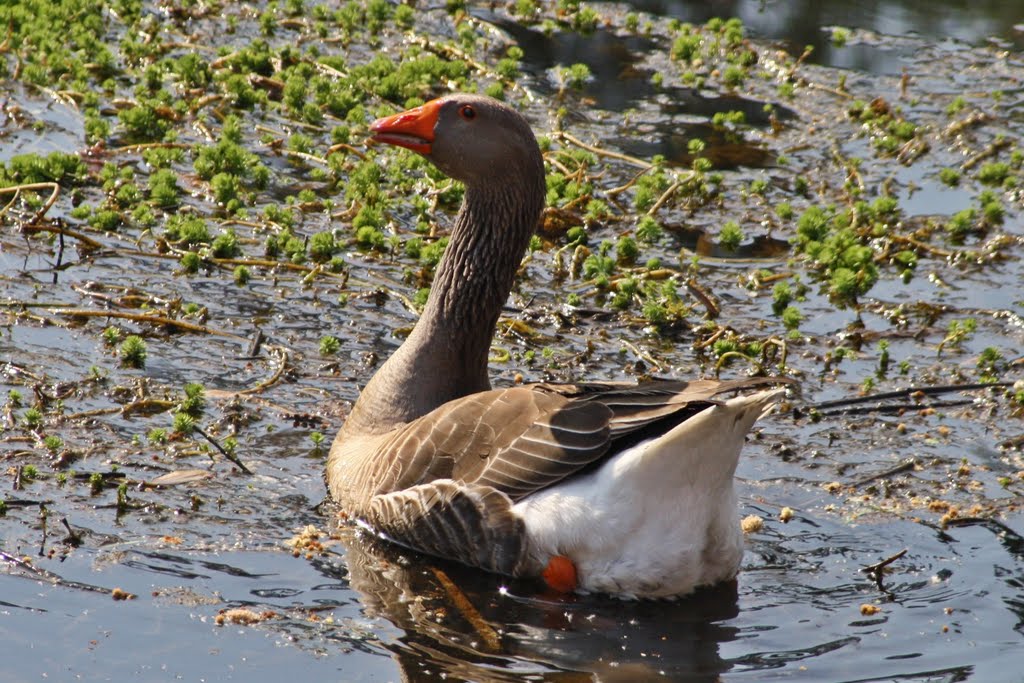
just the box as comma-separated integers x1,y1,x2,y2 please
0,3,1023,677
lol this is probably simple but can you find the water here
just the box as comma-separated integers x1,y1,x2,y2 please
2,1,1023,681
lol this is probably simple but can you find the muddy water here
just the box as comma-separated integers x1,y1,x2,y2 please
2,1,1023,681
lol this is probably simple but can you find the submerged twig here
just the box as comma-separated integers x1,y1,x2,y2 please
784,45,814,81
112,142,191,155
0,549,124,597
860,548,908,591
325,142,367,160
807,382,1014,412
63,398,175,421
194,426,252,475
961,137,1012,171
686,279,720,319
61,518,83,547
942,517,1024,545
816,398,974,417
0,182,60,220
852,458,917,487
238,345,289,395
713,351,763,376
430,566,501,653
619,339,664,373
553,131,652,169
49,308,248,339
647,177,691,215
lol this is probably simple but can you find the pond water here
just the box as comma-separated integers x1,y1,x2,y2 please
2,0,1023,681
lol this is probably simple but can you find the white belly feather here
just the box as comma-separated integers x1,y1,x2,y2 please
512,388,784,598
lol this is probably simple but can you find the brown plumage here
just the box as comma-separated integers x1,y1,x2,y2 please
327,94,793,596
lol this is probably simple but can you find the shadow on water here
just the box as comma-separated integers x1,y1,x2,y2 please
474,9,793,169
312,501,1024,682
472,8,660,112
613,118,778,170
670,227,791,260
335,523,741,682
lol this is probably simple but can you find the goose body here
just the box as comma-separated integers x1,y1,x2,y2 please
328,94,790,598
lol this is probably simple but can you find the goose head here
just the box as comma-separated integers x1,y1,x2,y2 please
370,94,544,188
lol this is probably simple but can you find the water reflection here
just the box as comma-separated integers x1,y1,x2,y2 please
472,8,659,112
619,0,1024,73
336,523,741,681
322,502,1024,682
474,9,795,168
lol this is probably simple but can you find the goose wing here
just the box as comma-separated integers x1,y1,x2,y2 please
361,376,790,575
376,376,790,502
378,386,612,501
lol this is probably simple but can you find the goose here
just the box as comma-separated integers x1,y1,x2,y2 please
327,94,791,598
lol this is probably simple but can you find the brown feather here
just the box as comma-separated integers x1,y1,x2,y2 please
327,95,797,583
330,376,794,575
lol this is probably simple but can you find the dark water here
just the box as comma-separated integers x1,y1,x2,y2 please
2,0,1024,681
625,0,1024,72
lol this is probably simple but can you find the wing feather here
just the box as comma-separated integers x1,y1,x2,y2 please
367,480,531,575
337,375,794,576
359,376,794,506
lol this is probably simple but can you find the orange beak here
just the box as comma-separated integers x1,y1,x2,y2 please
369,99,443,155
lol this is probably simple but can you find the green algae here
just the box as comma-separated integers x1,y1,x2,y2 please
0,4,1021,619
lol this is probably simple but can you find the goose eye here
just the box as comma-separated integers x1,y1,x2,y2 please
459,105,476,120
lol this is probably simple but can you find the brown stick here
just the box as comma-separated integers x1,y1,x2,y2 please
237,346,289,395
1,549,123,596
554,131,653,169
860,548,908,575
852,458,916,487
0,182,61,222
194,426,252,475
48,308,249,339
429,567,501,652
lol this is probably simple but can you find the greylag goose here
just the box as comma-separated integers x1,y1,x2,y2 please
328,94,791,598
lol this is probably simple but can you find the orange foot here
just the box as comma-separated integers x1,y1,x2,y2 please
541,555,577,593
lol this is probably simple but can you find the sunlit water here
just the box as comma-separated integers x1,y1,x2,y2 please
2,1,1023,681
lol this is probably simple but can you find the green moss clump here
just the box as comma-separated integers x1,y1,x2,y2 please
309,232,338,262
210,173,242,210
719,221,744,251
636,216,662,243
557,63,591,90
89,209,124,232
616,236,639,265
172,53,212,89
583,242,616,280
633,167,669,213
23,407,42,429
164,215,212,247
114,182,142,207
118,104,171,143
793,206,879,307
172,412,195,434
419,238,449,268
120,335,148,368
939,168,961,187
148,169,180,208
1,152,87,186
194,117,269,189
211,229,241,258
977,162,1010,186
178,383,205,417
180,251,201,274
319,336,341,355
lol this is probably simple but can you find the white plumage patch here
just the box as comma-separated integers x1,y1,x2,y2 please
513,388,784,598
